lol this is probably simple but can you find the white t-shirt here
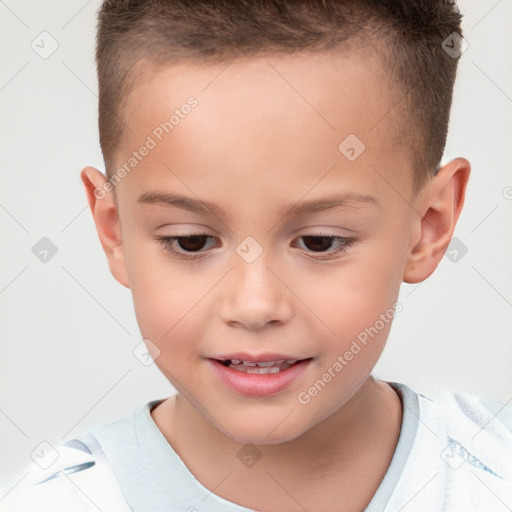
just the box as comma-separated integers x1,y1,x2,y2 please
2,380,511,511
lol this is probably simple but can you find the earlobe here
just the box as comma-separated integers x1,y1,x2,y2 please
80,166,130,288
403,157,470,284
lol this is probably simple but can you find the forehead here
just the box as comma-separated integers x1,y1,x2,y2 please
114,50,412,207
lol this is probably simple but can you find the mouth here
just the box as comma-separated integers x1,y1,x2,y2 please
206,355,313,397
214,358,306,374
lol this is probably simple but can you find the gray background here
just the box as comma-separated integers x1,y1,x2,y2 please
1,0,511,495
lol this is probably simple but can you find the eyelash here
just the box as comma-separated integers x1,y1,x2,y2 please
155,233,356,261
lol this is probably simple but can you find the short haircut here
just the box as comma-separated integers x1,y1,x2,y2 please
95,0,464,192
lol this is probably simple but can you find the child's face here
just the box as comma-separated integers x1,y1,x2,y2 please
89,51,451,444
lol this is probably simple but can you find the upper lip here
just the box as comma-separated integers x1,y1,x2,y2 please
209,352,308,363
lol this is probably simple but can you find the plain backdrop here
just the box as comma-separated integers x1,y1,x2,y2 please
1,0,511,494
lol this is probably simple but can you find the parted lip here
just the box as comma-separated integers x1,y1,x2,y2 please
209,352,309,363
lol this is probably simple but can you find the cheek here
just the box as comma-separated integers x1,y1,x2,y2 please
130,275,203,346
129,266,206,389
123,237,220,380
309,258,401,326
122,237,195,340
291,258,401,417
299,241,404,361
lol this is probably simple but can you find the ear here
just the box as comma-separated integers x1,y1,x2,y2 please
403,157,470,283
80,166,130,288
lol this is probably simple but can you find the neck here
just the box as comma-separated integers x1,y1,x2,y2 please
152,376,402,511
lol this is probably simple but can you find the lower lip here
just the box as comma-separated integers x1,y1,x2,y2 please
207,358,312,397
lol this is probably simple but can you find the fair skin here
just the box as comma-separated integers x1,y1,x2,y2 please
81,50,470,511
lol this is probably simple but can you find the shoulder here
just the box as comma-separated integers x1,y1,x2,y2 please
426,387,512,471
1,438,100,512
418,387,512,507
385,383,512,511
1,434,132,512
417,386,512,444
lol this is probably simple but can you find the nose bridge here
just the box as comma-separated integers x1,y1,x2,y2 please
234,254,273,296
220,243,292,328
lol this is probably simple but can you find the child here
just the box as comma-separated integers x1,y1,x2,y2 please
3,0,511,510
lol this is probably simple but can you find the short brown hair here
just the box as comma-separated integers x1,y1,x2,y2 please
95,0,464,191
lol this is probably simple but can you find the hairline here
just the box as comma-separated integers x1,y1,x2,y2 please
107,40,426,196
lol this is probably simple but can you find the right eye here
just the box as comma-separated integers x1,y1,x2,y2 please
156,233,218,258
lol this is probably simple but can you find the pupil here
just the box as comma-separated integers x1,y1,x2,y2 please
303,236,332,252
178,235,207,252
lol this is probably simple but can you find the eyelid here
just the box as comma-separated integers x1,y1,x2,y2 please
156,233,217,260
293,235,356,260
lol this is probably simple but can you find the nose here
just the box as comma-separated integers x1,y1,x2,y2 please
219,252,293,330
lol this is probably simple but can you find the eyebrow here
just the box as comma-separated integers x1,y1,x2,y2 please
281,193,380,217
137,190,379,218
138,191,226,217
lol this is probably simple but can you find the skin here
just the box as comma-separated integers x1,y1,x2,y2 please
81,50,470,511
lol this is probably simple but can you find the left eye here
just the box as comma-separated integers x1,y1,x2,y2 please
295,235,347,252
293,235,355,255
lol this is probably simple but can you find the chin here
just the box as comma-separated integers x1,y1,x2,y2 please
219,413,312,447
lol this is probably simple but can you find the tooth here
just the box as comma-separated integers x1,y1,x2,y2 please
231,359,242,364
257,366,280,374
275,360,285,365
285,359,297,364
228,362,293,374
242,361,256,366
256,361,276,367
